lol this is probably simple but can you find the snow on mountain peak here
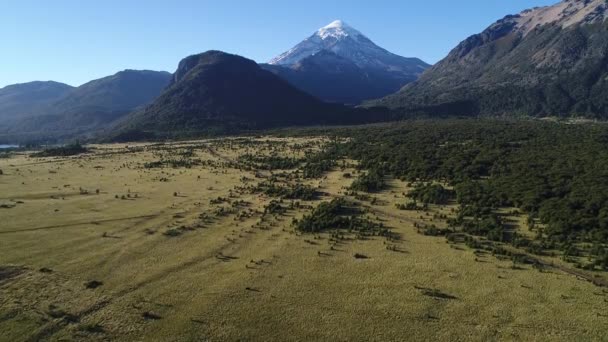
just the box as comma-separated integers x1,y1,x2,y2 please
268,20,428,77
317,20,364,40
269,20,374,66
323,20,347,29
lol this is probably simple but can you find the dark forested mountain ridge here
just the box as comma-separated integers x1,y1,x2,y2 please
373,0,608,119
109,51,361,140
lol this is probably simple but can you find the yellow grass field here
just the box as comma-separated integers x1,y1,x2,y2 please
1,137,607,341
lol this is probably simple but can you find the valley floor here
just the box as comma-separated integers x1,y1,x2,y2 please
0,137,606,341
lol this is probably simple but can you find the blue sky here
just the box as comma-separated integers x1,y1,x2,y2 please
1,0,557,88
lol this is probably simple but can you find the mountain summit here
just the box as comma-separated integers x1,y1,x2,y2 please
373,0,608,118
511,0,607,36
270,20,382,67
264,20,429,104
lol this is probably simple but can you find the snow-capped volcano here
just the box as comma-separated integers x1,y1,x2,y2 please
269,20,428,76
264,20,429,104
270,20,367,66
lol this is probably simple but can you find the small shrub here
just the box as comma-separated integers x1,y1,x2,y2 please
163,228,183,237
80,323,105,333
85,280,103,289
142,311,162,320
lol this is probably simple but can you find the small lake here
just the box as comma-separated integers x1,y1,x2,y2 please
0,144,19,149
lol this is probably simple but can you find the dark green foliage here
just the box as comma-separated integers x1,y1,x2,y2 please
408,183,454,204
349,169,385,192
353,253,369,259
415,286,458,300
32,142,88,157
294,198,387,236
300,144,340,178
302,159,335,179
142,311,162,320
331,120,608,248
163,227,187,237
85,280,103,289
264,200,287,215
459,213,506,242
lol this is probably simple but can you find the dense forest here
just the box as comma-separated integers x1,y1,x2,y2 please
300,120,608,268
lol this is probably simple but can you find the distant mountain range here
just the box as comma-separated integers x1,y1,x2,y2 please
0,70,171,139
107,51,370,141
263,20,429,104
372,0,608,119
4,0,608,143
0,81,74,122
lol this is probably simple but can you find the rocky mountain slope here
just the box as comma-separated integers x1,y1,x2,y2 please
373,0,608,118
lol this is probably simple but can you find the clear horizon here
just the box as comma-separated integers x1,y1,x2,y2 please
1,0,556,88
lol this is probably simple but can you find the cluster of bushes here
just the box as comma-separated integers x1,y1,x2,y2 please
450,212,506,242
349,170,385,193
293,198,388,236
408,183,454,204
300,145,340,179
301,160,334,179
264,200,287,215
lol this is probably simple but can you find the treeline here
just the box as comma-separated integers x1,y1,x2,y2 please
31,142,88,157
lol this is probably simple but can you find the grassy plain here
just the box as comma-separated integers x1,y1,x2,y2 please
0,137,607,341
